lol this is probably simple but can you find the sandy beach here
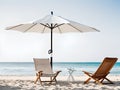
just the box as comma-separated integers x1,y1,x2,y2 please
0,75,120,90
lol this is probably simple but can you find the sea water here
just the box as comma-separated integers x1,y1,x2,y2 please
0,62,119,76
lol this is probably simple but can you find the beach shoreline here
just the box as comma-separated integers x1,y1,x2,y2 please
0,75,120,90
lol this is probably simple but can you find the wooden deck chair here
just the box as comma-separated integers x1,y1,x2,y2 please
33,58,61,85
83,57,118,84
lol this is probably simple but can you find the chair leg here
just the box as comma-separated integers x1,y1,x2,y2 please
99,78,113,84
49,77,53,84
34,72,42,85
50,77,52,81
105,78,113,84
88,77,102,85
93,78,101,83
55,78,57,83
34,73,40,84
49,76,56,84
100,78,104,83
49,71,61,84
93,78,103,85
84,78,91,84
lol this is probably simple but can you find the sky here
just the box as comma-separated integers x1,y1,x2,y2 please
0,0,120,62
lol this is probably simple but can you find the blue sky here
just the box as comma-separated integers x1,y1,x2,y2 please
0,0,120,62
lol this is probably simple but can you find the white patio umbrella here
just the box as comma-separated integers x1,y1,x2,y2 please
6,11,100,68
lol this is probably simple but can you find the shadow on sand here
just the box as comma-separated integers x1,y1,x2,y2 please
0,80,120,90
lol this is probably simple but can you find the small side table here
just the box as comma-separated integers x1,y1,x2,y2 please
67,68,76,82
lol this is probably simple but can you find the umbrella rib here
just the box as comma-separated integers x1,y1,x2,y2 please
41,26,46,33
53,24,58,28
6,24,23,30
54,24,64,28
54,24,64,33
46,23,51,28
40,23,51,29
24,23,37,32
68,24,83,32
58,26,62,33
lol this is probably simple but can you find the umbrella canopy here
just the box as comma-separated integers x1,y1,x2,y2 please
6,13,99,33
6,11,100,68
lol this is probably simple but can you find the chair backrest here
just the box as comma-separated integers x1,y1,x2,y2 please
93,57,118,78
33,58,53,74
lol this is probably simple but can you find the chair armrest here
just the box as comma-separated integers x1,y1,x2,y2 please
54,70,61,75
54,70,61,73
35,71,43,76
82,71,93,75
38,71,43,73
37,71,43,75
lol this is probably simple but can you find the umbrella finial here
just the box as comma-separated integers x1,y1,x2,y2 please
51,11,53,15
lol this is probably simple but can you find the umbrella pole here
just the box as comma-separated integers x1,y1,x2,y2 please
50,25,53,69
50,11,53,69
50,11,54,69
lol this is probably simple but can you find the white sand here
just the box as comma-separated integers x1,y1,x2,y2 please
0,75,120,90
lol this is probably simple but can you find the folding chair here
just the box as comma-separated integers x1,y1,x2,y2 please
83,57,118,84
33,58,61,85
